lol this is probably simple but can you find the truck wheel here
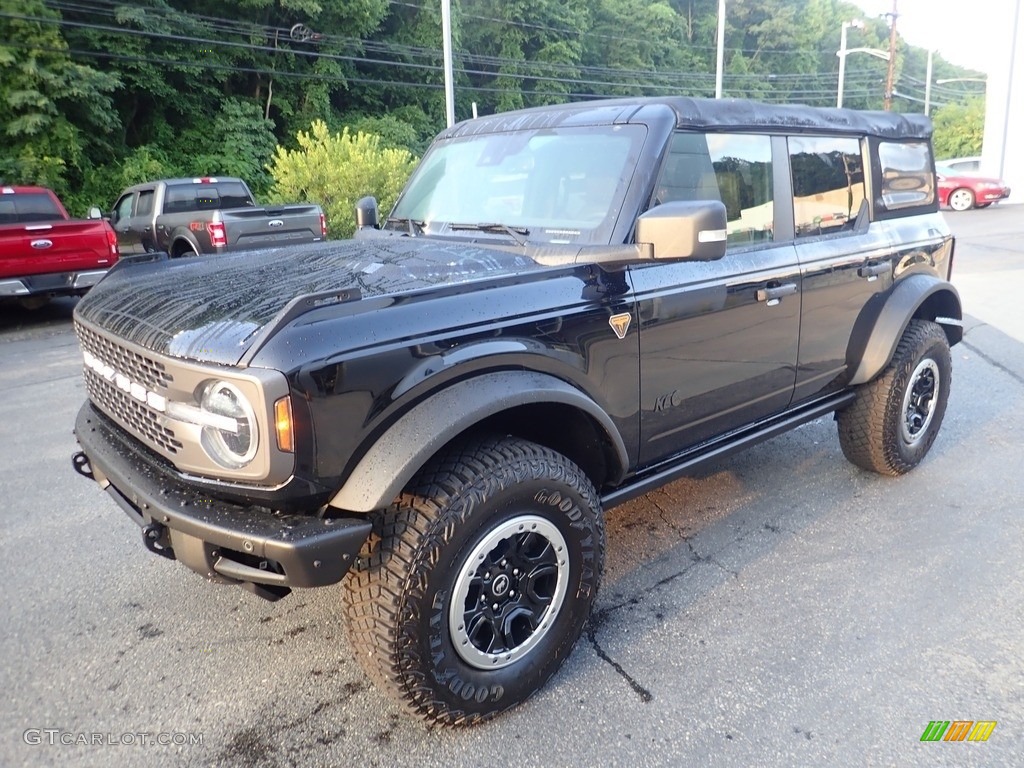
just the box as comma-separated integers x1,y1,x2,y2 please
172,240,198,258
342,434,604,725
837,319,951,475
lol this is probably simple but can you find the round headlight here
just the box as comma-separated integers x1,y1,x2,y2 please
199,380,258,469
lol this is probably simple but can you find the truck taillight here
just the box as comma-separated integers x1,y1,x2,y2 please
320,212,327,238
106,226,118,257
207,221,227,249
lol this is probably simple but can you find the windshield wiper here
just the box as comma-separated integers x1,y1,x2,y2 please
448,222,530,246
385,216,425,236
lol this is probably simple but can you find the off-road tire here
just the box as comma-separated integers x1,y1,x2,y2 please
837,319,951,475
342,434,605,726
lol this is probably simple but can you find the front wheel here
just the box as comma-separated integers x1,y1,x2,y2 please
837,319,952,475
948,187,975,211
342,435,604,725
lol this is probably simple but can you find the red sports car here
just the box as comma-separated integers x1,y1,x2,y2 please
936,164,1012,211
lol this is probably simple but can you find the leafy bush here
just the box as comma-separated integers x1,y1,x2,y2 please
267,121,417,239
932,98,985,160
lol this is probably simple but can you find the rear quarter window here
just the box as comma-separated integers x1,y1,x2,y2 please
877,141,935,210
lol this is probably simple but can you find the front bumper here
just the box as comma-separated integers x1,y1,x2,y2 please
73,401,371,596
979,187,1011,203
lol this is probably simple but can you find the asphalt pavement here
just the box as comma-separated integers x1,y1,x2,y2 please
1,207,1022,767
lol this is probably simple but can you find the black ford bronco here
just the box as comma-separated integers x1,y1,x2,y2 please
71,97,960,725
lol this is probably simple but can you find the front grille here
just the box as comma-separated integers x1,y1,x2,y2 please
84,369,183,454
76,322,173,391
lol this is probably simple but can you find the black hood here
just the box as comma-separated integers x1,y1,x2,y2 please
75,238,542,365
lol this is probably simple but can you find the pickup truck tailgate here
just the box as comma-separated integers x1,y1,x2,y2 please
223,205,323,250
0,220,116,278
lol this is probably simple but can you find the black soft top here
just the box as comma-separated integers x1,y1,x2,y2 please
447,96,932,141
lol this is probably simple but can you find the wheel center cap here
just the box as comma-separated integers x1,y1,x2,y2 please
491,574,510,597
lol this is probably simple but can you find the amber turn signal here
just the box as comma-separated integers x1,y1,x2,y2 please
274,396,294,453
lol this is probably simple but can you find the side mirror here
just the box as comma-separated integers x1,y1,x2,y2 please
87,206,102,220
636,200,728,261
355,196,379,230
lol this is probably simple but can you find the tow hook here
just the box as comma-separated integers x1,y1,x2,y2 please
71,451,94,481
142,523,176,560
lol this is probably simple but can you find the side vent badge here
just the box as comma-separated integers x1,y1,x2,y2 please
608,312,631,340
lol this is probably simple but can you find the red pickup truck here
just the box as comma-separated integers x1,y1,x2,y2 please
0,185,119,308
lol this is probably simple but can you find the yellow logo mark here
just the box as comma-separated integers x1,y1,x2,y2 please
967,721,997,742
609,312,631,339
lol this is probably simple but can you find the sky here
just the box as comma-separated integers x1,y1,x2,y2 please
852,0,1018,74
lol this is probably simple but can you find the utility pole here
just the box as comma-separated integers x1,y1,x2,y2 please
883,0,898,111
715,0,725,98
924,49,933,116
441,0,455,127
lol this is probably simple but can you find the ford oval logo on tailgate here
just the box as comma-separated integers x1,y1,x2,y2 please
31,239,53,249
268,219,284,228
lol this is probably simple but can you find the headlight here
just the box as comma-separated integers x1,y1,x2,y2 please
199,380,258,468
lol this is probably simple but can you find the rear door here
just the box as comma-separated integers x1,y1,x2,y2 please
787,135,891,404
634,132,801,465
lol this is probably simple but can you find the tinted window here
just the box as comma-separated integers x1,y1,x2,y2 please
163,182,252,214
0,192,64,224
878,141,935,209
215,181,253,208
655,132,774,247
789,136,865,238
136,190,155,217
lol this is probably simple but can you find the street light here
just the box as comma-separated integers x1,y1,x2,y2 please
925,77,987,117
837,20,864,108
836,19,891,109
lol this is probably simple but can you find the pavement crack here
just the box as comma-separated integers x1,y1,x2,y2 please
585,621,653,703
961,340,1024,387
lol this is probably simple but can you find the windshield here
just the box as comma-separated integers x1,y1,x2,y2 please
389,124,647,244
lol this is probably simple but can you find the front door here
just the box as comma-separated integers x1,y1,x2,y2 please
634,131,800,466
111,192,140,254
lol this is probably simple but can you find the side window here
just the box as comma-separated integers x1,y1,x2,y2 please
113,194,134,223
655,132,774,247
789,136,865,238
135,190,155,217
878,141,934,210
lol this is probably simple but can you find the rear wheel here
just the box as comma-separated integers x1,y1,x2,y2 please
342,435,604,725
837,320,952,475
947,187,975,211
171,240,198,257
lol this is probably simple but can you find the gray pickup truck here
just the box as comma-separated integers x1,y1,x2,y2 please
109,177,325,257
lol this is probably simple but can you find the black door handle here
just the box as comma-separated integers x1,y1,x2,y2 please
757,283,798,304
859,262,890,280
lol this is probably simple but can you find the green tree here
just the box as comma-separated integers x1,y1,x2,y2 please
0,0,117,197
931,98,985,159
267,121,417,238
